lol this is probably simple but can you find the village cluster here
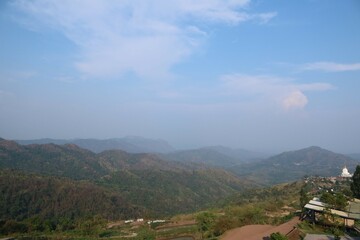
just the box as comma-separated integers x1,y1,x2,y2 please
302,166,360,229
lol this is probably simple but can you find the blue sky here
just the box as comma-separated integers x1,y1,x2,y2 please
0,0,359,153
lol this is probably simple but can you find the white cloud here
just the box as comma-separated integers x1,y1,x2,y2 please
282,91,308,110
297,83,334,91
221,74,333,110
253,12,278,24
11,0,276,79
222,74,291,93
302,62,360,72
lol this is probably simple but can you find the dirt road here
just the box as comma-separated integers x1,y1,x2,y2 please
221,217,300,240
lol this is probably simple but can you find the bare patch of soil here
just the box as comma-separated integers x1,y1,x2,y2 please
221,217,300,240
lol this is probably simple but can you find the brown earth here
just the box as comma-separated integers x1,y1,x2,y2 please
220,217,301,240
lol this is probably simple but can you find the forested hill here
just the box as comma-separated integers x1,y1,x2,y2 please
230,146,359,185
163,146,267,168
0,138,255,220
0,170,144,221
164,148,240,168
0,139,105,179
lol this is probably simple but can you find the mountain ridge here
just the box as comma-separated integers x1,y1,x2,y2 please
231,146,359,185
0,138,253,217
15,136,175,154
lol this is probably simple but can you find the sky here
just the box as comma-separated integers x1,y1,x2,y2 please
0,0,359,153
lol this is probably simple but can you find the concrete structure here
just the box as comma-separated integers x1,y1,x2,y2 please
341,166,353,178
303,198,360,228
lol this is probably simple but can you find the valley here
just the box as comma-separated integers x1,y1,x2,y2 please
1,137,359,239
2,1,358,239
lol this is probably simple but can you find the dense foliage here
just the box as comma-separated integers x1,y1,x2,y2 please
320,192,347,210
351,165,360,198
0,167,304,239
0,170,143,222
0,139,253,223
0,140,106,180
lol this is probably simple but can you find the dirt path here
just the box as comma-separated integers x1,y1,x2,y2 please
221,217,300,240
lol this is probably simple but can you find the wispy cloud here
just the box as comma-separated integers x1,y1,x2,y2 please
302,62,360,72
10,0,276,79
221,74,333,110
0,70,37,82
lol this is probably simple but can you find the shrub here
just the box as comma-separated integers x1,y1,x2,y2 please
270,232,288,240
0,220,28,234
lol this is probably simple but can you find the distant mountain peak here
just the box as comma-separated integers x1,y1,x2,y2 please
231,146,359,185
306,146,323,150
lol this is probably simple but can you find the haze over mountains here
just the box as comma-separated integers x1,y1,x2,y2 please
13,137,359,182
230,146,359,185
15,137,268,160
0,138,252,218
16,136,175,154
1,135,359,239
1,136,359,222
1,1,359,238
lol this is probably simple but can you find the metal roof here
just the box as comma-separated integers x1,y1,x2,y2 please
304,201,360,220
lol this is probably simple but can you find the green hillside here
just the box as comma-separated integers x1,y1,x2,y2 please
231,146,359,185
0,170,144,221
0,138,255,221
0,139,105,180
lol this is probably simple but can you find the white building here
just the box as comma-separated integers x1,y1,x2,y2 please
341,166,352,178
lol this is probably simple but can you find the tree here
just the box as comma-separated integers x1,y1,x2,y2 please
320,192,347,210
351,165,360,198
300,186,310,208
270,232,288,240
334,193,347,210
196,211,216,239
136,226,155,240
212,215,238,236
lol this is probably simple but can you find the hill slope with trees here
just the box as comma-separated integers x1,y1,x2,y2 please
0,138,255,220
0,170,144,222
231,146,359,185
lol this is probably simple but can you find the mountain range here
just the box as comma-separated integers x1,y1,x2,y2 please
15,137,268,162
16,136,175,154
164,146,267,168
1,137,359,222
0,138,252,219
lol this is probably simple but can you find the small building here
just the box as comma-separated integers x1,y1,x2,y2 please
303,198,360,228
341,166,353,178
